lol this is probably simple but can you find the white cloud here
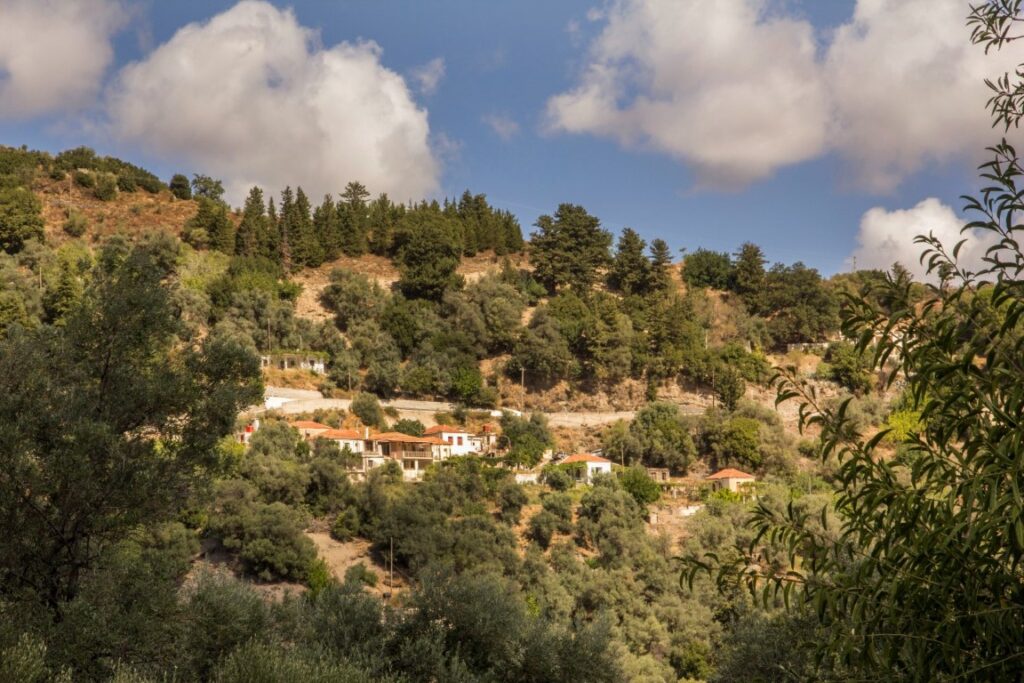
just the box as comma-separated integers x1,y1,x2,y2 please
545,0,829,187
106,0,439,205
0,0,126,118
410,57,445,96
825,0,1024,191
847,198,997,281
549,0,1024,191
483,113,520,141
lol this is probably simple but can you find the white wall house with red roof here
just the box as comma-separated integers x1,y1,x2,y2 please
562,453,613,484
424,424,476,456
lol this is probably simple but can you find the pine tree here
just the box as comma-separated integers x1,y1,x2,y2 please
277,188,294,270
235,186,267,258
648,239,673,293
368,193,398,256
289,187,323,268
609,228,652,295
530,203,612,294
264,196,281,263
339,181,370,256
731,242,766,305
314,194,341,261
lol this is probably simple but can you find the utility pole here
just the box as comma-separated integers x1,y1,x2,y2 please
520,367,525,413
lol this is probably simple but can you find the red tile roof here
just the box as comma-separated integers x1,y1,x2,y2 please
706,468,755,480
372,431,437,444
318,429,363,440
291,421,331,430
563,453,612,464
424,424,469,435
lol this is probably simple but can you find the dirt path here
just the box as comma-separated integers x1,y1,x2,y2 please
306,532,402,598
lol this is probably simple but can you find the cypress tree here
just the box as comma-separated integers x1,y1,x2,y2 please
315,194,341,261
290,187,323,268
610,227,651,295
648,239,673,293
278,188,294,270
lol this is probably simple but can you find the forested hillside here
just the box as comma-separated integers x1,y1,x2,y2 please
0,139,912,683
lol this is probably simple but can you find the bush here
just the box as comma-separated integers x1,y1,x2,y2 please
63,208,88,237
528,510,559,549
497,481,528,524
93,173,118,201
542,467,573,491
210,498,316,582
307,557,335,594
330,508,360,542
169,173,192,200
619,466,661,506
344,562,378,587
350,392,384,429
73,170,94,188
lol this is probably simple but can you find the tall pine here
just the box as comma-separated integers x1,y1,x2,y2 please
290,187,323,268
339,181,370,256
235,186,267,258
609,227,651,295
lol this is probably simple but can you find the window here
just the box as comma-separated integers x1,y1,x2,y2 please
457,436,463,446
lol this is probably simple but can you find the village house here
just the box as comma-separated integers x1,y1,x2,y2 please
238,418,260,445
706,468,756,493
290,420,331,440
317,428,365,455
562,453,614,484
424,424,478,456
367,432,453,480
260,351,327,375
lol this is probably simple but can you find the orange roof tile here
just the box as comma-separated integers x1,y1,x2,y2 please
424,424,469,435
706,468,755,480
291,421,331,430
372,431,436,444
318,429,363,440
563,453,612,464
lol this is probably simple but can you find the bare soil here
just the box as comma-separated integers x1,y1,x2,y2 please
305,531,405,599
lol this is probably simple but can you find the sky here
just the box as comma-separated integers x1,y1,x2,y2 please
0,0,1020,278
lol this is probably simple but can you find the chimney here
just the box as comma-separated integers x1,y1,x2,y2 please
364,426,370,439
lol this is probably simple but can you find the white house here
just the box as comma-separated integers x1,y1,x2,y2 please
562,453,613,484
366,432,454,480
424,424,476,455
706,468,756,493
317,428,365,455
238,418,261,445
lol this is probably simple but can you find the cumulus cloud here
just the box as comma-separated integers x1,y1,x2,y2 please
825,0,1024,191
106,0,439,205
549,0,1024,191
847,198,997,281
0,0,126,118
410,57,445,95
545,0,829,187
483,113,520,141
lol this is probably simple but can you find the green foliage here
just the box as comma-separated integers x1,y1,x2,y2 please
500,411,553,467
0,240,262,614
702,416,763,469
395,210,464,300
320,268,387,331
343,562,378,587
496,481,528,524
392,418,425,436
209,494,315,582
169,173,192,200
683,248,732,289
817,341,874,395
0,186,44,254
626,401,696,472
330,508,361,542
93,172,118,201
618,466,661,506
350,392,385,429
530,203,612,293
715,365,746,411
190,174,224,203
62,208,88,237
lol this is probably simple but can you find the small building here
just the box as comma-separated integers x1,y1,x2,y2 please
424,424,476,456
706,468,756,493
290,420,331,440
317,428,365,455
646,467,671,483
261,352,327,375
562,453,614,484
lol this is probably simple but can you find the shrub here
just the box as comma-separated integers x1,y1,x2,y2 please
350,392,384,428
528,510,559,549
619,466,661,506
330,508,360,542
497,481,528,524
73,170,94,188
344,562,378,587
542,467,573,491
169,173,192,200
93,173,118,201
307,557,335,594
63,209,88,237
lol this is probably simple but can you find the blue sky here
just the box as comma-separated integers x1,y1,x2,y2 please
0,0,1009,276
